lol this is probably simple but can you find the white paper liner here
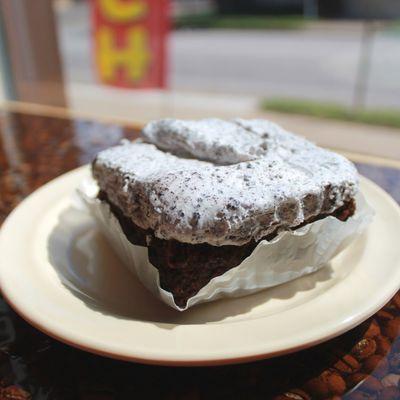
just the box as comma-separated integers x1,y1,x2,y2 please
77,179,374,311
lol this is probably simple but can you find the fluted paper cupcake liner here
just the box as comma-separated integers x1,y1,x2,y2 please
77,178,374,311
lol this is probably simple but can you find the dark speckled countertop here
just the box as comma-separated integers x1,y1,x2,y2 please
0,110,400,400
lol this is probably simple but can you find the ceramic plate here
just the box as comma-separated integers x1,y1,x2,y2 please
1,166,400,366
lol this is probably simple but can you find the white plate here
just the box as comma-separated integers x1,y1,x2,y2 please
1,166,400,366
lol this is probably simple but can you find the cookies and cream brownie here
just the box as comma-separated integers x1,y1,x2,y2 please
92,118,358,307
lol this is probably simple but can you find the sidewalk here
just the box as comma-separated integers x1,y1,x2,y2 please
66,84,400,162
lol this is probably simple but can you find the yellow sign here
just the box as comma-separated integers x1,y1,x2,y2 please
93,0,168,88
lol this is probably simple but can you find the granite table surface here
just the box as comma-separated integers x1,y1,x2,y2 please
0,110,400,400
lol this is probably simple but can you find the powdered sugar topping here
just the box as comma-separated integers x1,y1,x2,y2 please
93,118,359,245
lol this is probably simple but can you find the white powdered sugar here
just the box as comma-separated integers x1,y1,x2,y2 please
142,118,270,164
92,118,359,246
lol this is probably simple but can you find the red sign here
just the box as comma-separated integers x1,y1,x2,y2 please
92,0,169,88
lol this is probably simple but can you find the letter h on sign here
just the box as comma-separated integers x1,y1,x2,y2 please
92,0,168,88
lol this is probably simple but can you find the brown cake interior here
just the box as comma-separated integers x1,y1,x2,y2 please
98,191,355,307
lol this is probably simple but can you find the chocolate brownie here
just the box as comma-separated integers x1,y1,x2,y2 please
99,191,355,306
92,118,359,306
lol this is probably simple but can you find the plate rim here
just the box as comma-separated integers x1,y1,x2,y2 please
1,165,400,366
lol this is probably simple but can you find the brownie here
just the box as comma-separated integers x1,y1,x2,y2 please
92,118,359,307
99,190,355,307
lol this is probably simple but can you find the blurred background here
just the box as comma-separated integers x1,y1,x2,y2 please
0,0,399,160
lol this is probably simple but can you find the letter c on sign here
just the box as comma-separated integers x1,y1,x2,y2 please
99,0,148,22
